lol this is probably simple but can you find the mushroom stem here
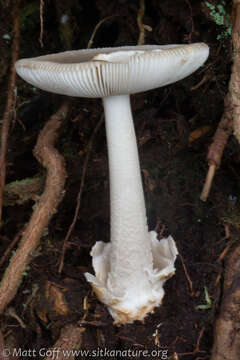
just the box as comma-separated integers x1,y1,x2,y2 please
85,95,178,323
103,95,153,293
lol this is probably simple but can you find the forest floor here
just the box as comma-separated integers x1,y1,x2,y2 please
0,0,239,359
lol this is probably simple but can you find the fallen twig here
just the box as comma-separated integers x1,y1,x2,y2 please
39,0,44,47
58,114,104,273
177,327,206,358
0,0,20,224
179,254,194,296
87,15,118,49
200,95,233,201
5,307,26,328
0,229,22,269
0,102,69,314
137,0,152,45
183,0,194,42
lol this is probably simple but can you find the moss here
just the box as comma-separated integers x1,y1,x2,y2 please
4,176,44,206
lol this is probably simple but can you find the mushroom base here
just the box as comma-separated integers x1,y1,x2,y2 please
85,231,178,325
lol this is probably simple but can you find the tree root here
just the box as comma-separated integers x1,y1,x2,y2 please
210,242,240,360
231,0,240,143
0,101,69,314
44,324,85,360
200,0,240,201
0,0,20,223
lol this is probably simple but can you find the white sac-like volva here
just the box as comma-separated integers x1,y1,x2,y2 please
85,231,178,324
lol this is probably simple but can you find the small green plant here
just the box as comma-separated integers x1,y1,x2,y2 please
196,286,212,310
205,0,232,40
23,266,31,277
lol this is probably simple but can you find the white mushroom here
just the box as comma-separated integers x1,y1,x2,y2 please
15,43,209,324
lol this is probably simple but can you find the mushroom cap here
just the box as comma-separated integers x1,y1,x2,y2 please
15,43,209,98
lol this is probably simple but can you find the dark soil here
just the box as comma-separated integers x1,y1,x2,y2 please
0,0,239,359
